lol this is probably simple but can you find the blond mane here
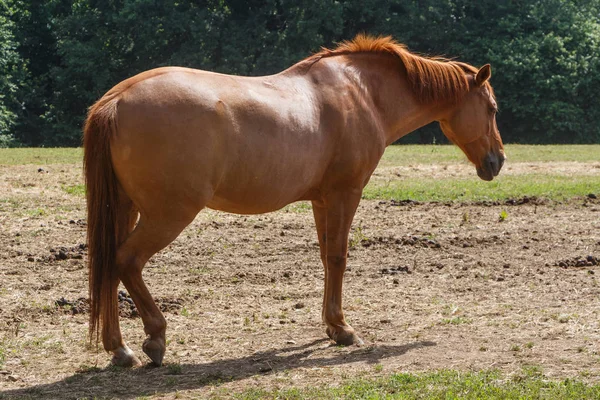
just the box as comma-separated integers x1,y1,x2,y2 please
308,34,484,105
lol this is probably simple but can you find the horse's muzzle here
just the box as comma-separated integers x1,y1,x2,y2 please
476,151,505,181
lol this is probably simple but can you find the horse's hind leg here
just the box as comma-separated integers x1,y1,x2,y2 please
114,212,197,366
100,197,140,367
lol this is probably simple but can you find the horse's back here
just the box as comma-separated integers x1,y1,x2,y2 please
107,67,333,215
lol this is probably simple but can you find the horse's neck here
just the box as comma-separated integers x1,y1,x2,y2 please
341,53,451,146
384,99,445,145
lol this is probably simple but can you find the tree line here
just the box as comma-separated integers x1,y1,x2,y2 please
1,0,599,147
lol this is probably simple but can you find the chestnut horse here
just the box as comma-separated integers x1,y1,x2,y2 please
84,35,505,367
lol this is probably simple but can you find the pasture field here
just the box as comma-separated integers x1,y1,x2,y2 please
0,145,599,399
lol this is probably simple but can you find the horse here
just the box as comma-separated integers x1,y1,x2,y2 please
84,34,505,367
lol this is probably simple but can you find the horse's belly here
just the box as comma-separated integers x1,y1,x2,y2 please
206,183,316,215
206,199,285,215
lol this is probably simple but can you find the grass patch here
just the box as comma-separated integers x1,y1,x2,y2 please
0,148,82,165
441,316,472,325
2,144,598,167
0,341,5,369
364,174,600,202
378,144,600,167
283,201,312,213
25,207,47,217
1,145,598,203
235,369,600,399
166,363,183,375
62,184,86,196
0,198,21,211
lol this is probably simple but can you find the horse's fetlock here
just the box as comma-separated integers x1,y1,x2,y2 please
144,316,167,337
324,309,345,325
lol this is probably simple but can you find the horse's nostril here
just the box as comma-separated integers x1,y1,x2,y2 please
485,153,502,177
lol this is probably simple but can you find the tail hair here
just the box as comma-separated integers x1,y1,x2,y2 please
83,92,121,343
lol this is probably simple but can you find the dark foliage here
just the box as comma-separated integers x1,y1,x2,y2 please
1,0,599,146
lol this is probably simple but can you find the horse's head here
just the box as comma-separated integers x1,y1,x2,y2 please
439,64,505,181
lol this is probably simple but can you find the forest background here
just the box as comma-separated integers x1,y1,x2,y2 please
1,0,599,147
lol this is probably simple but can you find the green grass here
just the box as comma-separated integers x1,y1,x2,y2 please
25,207,47,217
234,369,600,400
62,184,86,196
364,174,600,202
1,145,597,166
372,144,600,202
283,201,313,213
378,144,600,167
441,316,472,325
0,341,5,369
0,147,82,165
1,145,598,202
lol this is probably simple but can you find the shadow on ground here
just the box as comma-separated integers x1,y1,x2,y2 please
0,339,436,399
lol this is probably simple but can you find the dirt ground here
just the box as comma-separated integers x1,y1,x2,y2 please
0,164,599,399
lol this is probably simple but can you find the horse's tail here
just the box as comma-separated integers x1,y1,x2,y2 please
83,91,123,343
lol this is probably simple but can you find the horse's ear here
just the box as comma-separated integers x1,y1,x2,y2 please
475,64,491,87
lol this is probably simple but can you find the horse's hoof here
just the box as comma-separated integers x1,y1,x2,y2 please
142,337,166,366
326,326,364,346
111,346,141,367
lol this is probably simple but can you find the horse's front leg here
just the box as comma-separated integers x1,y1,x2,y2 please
313,190,364,346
